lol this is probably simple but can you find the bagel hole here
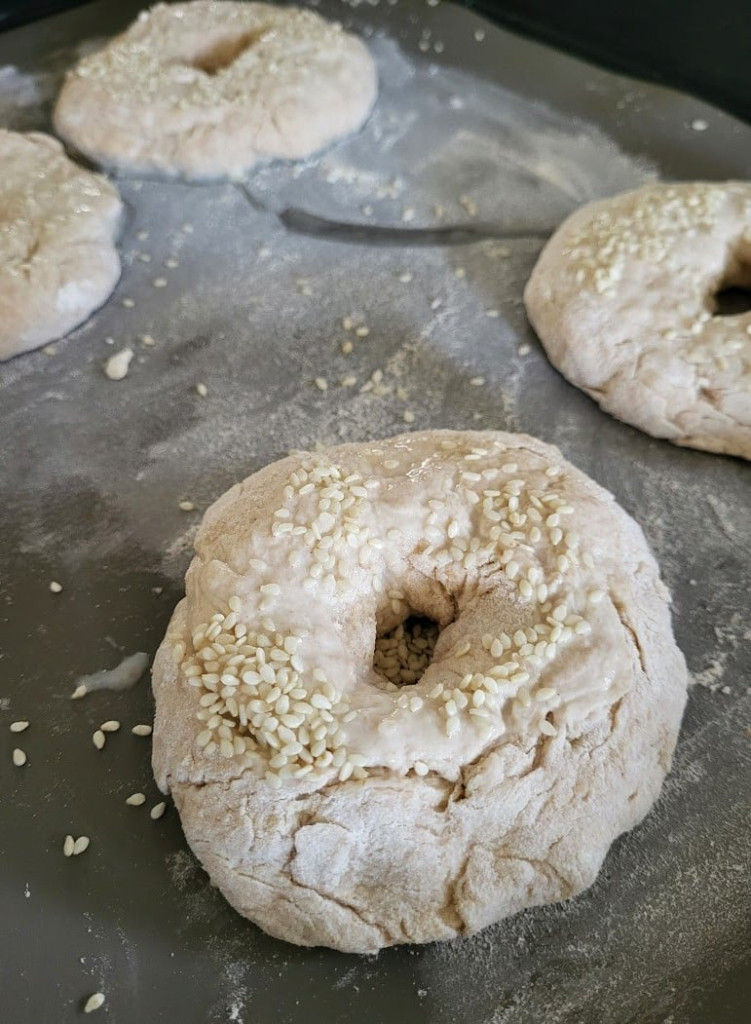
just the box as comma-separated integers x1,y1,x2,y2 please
712,285,751,317
188,31,264,75
711,254,751,316
373,615,440,688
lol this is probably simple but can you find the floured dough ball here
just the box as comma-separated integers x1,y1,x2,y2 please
0,130,122,362
524,182,751,459
152,430,687,953
53,1,378,179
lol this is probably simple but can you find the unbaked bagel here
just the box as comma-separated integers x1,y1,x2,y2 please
151,430,687,952
524,182,751,459
53,1,378,179
0,129,122,361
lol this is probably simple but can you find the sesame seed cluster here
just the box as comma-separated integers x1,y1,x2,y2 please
179,597,364,789
565,184,727,296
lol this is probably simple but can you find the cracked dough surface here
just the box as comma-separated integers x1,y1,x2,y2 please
53,1,378,179
524,182,751,459
151,430,687,952
0,129,122,361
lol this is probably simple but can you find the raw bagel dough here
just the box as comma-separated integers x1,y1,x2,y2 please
524,182,751,459
152,430,687,953
53,1,378,179
0,130,122,361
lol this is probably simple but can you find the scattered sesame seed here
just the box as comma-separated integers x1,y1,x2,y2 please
103,347,134,381
341,339,354,354
72,836,90,856
141,334,156,347
195,382,208,397
10,721,29,733
100,721,120,733
165,257,179,268
42,344,56,356
63,835,75,857
398,272,413,283
355,326,370,338
92,731,105,750
485,308,500,318
314,377,328,392
153,277,167,288
691,118,708,131
137,252,151,263
414,760,429,776
12,748,27,767
71,684,88,700
49,580,63,593
518,344,531,356
83,993,105,1014
136,230,149,241
455,267,466,279
470,376,485,386
474,29,486,41
125,792,146,806
121,298,135,308
403,410,415,423
178,501,196,512
131,724,152,737
150,802,166,820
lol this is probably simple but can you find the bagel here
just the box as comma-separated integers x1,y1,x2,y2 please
524,182,751,459
0,129,122,361
151,430,687,952
53,1,378,180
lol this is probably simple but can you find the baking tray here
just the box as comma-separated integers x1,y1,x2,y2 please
1,2,749,1022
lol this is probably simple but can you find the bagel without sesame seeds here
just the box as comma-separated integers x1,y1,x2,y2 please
151,430,687,952
0,130,122,361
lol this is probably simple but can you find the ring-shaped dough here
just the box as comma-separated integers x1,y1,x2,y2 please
524,182,751,459
53,1,378,179
0,130,122,361
152,431,687,952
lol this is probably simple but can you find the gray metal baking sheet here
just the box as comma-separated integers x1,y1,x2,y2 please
1,2,749,1022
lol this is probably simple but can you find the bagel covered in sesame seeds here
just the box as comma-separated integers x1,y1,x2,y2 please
524,182,751,459
151,430,687,952
53,1,377,179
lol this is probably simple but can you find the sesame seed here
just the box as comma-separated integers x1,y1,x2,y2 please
314,377,328,392
71,684,88,700
63,835,75,857
49,581,63,593
485,309,500,318
150,802,166,820
195,382,208,397
83,993,105,1014
100,721,120,733
9,721,29,733
12,748,27,767
414,760,429,776
72,836,90,856
341,340,354,354
153,277,167,288
178,500,195,512
92,731,106,750
125,792,146,806
403,410,415,423
470,376,485,386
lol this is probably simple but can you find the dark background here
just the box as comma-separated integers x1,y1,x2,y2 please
1,0,750,124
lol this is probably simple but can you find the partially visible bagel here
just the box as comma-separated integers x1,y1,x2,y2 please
525,182,751,459
152,430,687,952
53,1,377,179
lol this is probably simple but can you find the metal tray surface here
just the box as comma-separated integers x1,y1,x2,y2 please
0,2,749,1023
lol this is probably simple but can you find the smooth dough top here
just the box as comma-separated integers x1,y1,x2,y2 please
0,129,122,361
152,430,687,952
524,182,751,459
53,1,378,179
